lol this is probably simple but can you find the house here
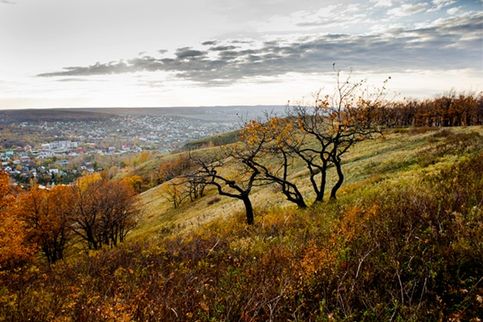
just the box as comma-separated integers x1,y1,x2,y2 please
49,168,59,175
58,159,69,166
20,155,31,163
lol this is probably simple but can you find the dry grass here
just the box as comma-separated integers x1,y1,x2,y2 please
130,126,483,240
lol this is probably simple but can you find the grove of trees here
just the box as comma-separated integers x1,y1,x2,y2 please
0,172,139,267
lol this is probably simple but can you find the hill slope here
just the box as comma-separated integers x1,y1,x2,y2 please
131,126,482,240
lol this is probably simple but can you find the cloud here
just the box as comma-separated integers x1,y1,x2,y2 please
387,3,428,17
447,6,461,15
209,45,238,51
230,40,254,44
38,13,483,86
0,0,15,4
370,0,393,7
175,47,207,59
57,78,90,82
201,40,218,46
432,0,456,10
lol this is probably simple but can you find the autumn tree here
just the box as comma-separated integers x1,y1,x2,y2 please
364,92,483,128
70,174,103,249
70,174,138,249
240,117,308,209
45,186,74,260
17,185,74,264
96,180,138,246
190,142,264,225
120,175,144,193
0,171,33,269
290,69,385,201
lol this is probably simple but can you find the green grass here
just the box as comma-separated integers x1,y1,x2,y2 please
180,130,240,150
130,126,483,241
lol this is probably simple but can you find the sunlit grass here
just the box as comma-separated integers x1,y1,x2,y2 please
130,126,483,241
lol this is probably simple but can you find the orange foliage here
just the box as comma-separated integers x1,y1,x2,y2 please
158,155,193,182
70,175,139,249
120,175,144,193
299,240,337,278
0,172,33,269
240,117,294,148
335,205,379,244
16,185,74,264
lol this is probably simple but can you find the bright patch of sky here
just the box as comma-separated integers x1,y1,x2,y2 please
0,0,481,108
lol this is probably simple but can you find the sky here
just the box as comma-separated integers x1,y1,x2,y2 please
0,0,482,109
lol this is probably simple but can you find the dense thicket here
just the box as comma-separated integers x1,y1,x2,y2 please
361,93,482,127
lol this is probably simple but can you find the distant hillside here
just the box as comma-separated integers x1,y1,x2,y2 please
0,109,116,124
0,105,287,125
180,130,240,150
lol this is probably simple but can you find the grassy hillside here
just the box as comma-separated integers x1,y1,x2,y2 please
180,130,240,151
0,108,115,124
131,126,482,240
2,126,482,321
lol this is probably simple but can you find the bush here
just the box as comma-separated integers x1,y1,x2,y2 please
300,153,483,321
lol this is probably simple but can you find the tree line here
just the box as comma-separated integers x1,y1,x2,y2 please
356,91,482,128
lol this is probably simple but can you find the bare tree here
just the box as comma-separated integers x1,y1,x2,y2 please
189,141,264,225
162,178,190,209
290,68,386,202
240,118,308,209
184,174,207,202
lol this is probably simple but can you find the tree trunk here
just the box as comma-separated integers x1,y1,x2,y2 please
330,159,344,200
242,196,254,225
296,199,308,209
281,184,307,209
314,162,328,203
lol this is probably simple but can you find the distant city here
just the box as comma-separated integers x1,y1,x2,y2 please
0,106,285,185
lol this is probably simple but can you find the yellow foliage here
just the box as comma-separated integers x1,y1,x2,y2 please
75,173,102,191
120,175,144,193
300,240,336,277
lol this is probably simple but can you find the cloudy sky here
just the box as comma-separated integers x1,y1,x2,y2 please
0,0,482,108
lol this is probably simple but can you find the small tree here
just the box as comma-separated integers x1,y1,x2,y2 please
184,174,207,202
241,118,308,209
190,142,264,225
162,178,189,209
290,69,386,202
17,185,74,264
